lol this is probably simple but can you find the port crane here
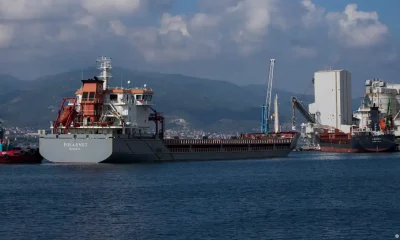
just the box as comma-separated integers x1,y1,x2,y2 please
261,59,275,133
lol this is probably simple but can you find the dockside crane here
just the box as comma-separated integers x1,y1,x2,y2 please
261,59,275,133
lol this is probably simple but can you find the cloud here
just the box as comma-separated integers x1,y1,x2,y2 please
0,24,14,48
82,0,141,16
0,0,397,95
0,0,72,21
301,0,325,28
109,20,127,36
292,46,318,59
159,13,190,37
326,4,389,48
75,15,96,29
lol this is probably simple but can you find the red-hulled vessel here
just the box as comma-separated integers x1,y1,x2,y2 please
315,104,397,153
0,121,43,164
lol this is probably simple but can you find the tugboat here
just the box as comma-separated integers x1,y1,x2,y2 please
0,121,43,164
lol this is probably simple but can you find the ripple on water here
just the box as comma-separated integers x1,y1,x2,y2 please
1,153,400,239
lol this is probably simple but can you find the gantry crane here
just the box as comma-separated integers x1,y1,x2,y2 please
261,59,275,133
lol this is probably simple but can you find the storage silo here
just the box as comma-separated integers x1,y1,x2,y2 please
308,69,352,132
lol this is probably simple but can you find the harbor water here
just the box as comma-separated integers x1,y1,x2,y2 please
1,152,400,239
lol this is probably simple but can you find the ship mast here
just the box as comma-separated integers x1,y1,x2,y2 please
96,56,113,90
274,94,279,133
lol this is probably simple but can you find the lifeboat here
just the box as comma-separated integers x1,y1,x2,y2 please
379,118,387,131
59,106,78,126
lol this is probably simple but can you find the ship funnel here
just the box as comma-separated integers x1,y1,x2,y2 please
369,104,380,131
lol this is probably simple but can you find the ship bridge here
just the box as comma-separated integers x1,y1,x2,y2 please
53,56,157,134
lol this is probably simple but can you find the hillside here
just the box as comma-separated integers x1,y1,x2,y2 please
0,67,316,132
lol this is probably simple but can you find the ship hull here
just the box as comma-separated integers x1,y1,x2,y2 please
0,151,43,164
0,156,43,164
39,134,299,163
318,134,397,153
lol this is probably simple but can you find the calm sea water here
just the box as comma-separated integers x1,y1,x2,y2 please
1,152,400,240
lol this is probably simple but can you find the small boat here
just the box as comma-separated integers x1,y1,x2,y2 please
0,121,43,164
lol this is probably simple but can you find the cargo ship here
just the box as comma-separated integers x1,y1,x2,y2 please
0,121,43,164
39,56,300,163
315,101,397,153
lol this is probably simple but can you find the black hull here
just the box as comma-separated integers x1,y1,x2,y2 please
317,134,397,153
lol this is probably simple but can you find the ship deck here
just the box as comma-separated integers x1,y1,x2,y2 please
164,136,297,153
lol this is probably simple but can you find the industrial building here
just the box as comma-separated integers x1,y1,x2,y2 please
293,68,400,149
357,79,400,137
308,69,353,133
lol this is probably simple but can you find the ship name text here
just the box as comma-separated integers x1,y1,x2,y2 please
64,142,88,151
372,137,381,142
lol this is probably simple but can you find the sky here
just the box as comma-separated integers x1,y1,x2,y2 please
0,0,399,97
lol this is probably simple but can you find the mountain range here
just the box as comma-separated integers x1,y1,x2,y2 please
0,67,351,132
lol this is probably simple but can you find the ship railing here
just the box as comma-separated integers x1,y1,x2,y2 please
66,99,77,105
108,86,124,90
107,86,154,91
103,100,128,105
76,110,124,117
71,121,119,127
63,98,77,105
168,145,291,153
352,126,393,133
135,100,152,105
81,98,103,103
370,130,394,136
78,110,104,115
107,86,132,90
71,121,138,128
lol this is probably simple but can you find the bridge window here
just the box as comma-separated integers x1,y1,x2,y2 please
110,94,117,101
144,95,152,101
136,95,142,100
82,92,88,99
88,92,95,101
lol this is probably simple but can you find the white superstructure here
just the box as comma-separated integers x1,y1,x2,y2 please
51,56,159,137
363,79,400,136
308,69,352,133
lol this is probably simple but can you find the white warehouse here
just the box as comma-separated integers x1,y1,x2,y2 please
308,69,352,133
